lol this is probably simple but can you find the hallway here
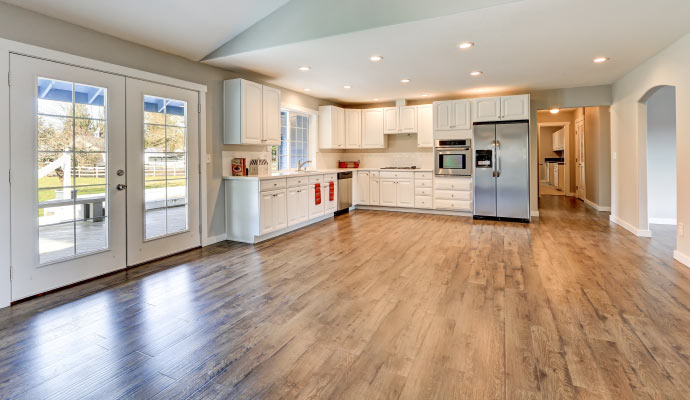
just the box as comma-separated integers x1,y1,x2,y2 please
1,197,689,399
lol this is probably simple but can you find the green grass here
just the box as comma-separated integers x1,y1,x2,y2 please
38,175,186,203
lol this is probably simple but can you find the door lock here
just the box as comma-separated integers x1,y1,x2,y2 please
116,184,127,191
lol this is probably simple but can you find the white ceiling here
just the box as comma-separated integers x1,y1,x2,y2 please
1,0,291,60
204,0,690,104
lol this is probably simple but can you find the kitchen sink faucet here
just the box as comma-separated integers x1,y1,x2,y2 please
297,160,312,171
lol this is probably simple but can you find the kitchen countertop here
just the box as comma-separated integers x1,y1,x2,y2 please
223,168,434,180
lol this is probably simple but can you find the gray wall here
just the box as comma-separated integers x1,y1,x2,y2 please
584,107,612,207
0,1,336,240
646,86,677,222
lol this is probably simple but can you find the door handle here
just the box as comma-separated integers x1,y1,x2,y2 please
495,140,501,177
116,184,127,191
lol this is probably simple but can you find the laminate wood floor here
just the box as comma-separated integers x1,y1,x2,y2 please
1,196,689,399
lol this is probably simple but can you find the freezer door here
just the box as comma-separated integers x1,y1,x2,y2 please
473,124,497,217
496,122,530,219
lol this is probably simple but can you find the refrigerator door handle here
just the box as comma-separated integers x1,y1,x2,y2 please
495,140,501,177
491,140,501,177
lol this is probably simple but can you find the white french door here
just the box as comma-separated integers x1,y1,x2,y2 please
9,55,127,300
125,79,200,266
9,56,202,301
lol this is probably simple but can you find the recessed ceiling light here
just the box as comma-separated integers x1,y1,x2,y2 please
550,108,560,114
344,85,352,89
593,57,610,63
298,66,311,71
373,98,380,101
369,55,383,62
303,88,311,92
458,42,475,49
470,71,483,76
400,78,411,83
421,94,429,97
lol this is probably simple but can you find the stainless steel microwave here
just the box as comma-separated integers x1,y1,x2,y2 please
435,139,472,176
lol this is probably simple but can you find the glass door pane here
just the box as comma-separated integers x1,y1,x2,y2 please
37,78,109,264
142,96,188,240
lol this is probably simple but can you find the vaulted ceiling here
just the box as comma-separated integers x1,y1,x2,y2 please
1,0,291,60
6,0,690,104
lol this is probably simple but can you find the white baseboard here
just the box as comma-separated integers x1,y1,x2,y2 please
674,250,690,268
203,233,227,246
355,205,472,217
254,214,334,243
610,215,652,237
584,198,611,212
648,218,677,225
531,210,540,217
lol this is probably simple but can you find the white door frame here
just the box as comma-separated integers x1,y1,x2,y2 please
574,118,586,201
537,122,571,196
0,38,208,309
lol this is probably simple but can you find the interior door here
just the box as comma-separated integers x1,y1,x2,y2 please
575,120,586,200
126,78,200,266
9,55,127,300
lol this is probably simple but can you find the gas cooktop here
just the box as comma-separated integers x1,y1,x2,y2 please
380,166,418,170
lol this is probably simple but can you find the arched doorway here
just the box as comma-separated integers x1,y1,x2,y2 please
639,85,677,243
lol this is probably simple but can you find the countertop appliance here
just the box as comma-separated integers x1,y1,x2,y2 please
473,121,530,222
434,139,472,176
336,171,352,215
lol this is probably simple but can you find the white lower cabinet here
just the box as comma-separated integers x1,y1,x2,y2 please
370,175,380,205
287,186,309,226
433,177,472,212
260,189,287,235
380,180,397,206
226,176,338,244
309,183,325,219
380,178,414,208
357,171,370,205
396,180,414,207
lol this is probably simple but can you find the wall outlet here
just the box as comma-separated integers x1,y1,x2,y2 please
679,223,685,237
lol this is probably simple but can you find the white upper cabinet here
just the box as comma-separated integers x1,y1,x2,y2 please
345,108,362,149
434,101,452,131
472,94,530,122
500,95,530,121
472,97,502,123
262,86,281,145
399,106,417,133
224,78,281,145
452,100,471,129
384,106,418,134
361,108,385,148
434,100,471,131
552,129,565,151
383,107,399,133
319,106,345,149
417,104,433,147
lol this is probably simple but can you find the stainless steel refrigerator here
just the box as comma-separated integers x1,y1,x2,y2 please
473,121,530,222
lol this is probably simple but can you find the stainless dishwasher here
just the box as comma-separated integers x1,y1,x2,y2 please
336,171,352,215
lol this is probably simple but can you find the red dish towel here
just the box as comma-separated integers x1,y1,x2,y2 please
329,181,335,201
314,183,322,205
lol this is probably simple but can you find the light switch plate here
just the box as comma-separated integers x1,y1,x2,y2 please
205,154,212,163
679,223,685,237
